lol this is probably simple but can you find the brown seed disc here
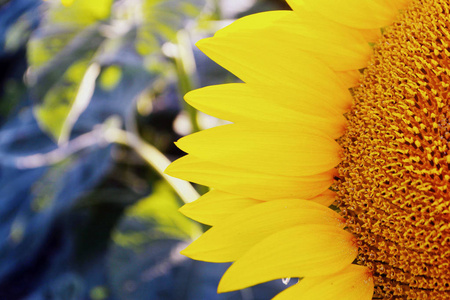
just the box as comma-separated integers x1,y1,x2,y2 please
337,0,450,299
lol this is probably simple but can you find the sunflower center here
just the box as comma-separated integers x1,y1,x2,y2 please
336,1,450,299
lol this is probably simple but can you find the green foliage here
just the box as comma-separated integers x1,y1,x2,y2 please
136,0,203,55
114,181,201,249
0,79,25,118
4,15,33,52
30,158,74,212
50,0,113,25
99,65,122,90
28,0,204,143
28,19,105,142
33,59,93,141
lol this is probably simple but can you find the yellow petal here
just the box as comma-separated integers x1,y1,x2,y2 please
61,0,75,6
165,155,335,200
179,190,262,226
287,0,398,29
185,83,347,139
310,189,337,207
185,83,343,120
175,123,341,177
193,38,353,116
196,39,351,113
217,224,358,292
272,265,374,300
358,28,382,42
391,0,411,9
213,11,372,72
181,199,345,262
336,70,362,88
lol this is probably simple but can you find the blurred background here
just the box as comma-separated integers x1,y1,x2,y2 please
0,0,292,299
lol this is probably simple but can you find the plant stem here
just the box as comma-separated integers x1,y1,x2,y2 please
105,127,200,204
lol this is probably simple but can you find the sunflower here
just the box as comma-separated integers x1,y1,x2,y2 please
165,0,450,299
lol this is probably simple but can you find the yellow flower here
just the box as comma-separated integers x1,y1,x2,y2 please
165,0,450,299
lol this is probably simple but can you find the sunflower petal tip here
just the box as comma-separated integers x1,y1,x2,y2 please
179,244,195,259
164,154,192,175
180,248,201,261
217,262,253,293
175,137,194,152
178,202,194,218
183,90,195,104
179,248,188,257
173,140,181,148
163,161,179,177
195,38,213,52
163,164,173,176
217,277,234,294
178,204,187,214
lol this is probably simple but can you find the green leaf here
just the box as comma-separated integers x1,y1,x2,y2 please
47,0,113,27
99,65,122,91
27,0,206,142
27,1,112,142
115,180,201,245
33,60,101,142
136,0,205,56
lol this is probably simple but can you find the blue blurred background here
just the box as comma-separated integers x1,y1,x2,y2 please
0,0,293,299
